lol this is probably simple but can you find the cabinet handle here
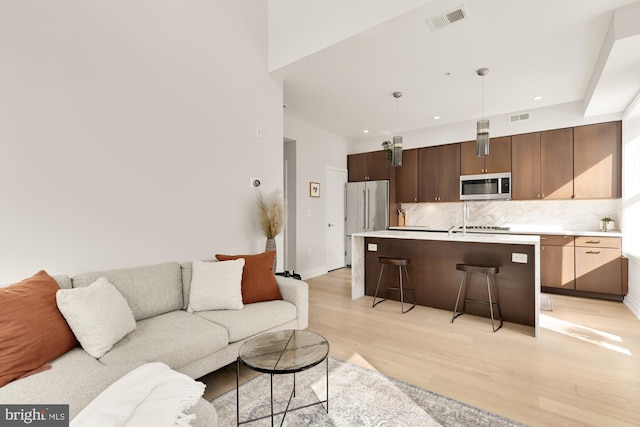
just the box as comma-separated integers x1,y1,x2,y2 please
585,240,600,244
586,250,601,254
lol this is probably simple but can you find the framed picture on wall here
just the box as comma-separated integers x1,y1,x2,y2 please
309,182,320,198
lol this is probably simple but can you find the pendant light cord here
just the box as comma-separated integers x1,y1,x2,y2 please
481,74,485,120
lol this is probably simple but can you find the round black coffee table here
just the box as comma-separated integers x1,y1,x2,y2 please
236,330,330,426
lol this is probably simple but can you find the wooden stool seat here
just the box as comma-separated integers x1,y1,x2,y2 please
379,257,410,266
456,264,499,275
452,263,503,332
372,257,416,314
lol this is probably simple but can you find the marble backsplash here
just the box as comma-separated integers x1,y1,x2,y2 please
401,199,621,232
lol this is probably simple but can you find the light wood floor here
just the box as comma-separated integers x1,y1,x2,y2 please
200,268,640,426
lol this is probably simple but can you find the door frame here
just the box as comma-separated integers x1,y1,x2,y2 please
325,166,348,271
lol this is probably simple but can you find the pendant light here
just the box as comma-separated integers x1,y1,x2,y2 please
476,68,490,157
392,91,403,167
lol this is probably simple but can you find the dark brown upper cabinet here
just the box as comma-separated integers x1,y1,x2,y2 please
573,121,621,199
540,127,574,199
395,148,419,203
460,136,511,175
418,144,460,202
512,129,573,200
348,151,389,182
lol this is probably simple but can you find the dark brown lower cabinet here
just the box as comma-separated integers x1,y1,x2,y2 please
541,235,625,301
540,235,574,289
575,237,623,295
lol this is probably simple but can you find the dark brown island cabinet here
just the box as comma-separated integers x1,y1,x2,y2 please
363,236,537,329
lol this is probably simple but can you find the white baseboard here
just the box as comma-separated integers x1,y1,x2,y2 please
624,294,640,319
299,266,328,281
623,254,640,319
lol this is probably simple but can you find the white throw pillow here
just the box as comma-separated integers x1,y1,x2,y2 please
188,259,245,312
56,277,136,359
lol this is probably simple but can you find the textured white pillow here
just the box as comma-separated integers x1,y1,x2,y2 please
188,259,245,312
56,277,136,359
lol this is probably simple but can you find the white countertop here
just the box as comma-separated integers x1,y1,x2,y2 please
388,226,622,238
353,229,540,245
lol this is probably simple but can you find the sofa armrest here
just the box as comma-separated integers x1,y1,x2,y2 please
275,276,309,330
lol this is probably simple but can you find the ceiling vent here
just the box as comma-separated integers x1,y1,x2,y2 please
426,6,468,31
510,113,531,123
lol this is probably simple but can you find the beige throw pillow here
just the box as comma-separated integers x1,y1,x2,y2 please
187,259,245,312
56,277,136,358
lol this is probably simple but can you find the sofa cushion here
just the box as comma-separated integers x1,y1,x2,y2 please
72,262,183,321
0,348,144,419
181,262,194,310
196,300,297,343
0,271,78,387
98,311,229,369
188,259,244,312
53,275,72,289
57,277,136,358
215,252,282,304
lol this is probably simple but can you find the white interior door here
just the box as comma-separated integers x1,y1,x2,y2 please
326,167,347,271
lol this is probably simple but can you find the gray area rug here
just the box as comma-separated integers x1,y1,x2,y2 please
212,357,528,426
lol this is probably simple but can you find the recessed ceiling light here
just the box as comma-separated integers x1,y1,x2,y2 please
363,129,369,133
533,96,542,101
434,116,441,120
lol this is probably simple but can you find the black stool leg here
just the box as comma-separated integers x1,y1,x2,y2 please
372,264,387,308
399,265,416,313
452,271,468,322
487,274,503,332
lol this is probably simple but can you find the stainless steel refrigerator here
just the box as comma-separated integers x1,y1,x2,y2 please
345,180,389,266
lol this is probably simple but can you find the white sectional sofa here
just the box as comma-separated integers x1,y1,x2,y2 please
0,260,309,426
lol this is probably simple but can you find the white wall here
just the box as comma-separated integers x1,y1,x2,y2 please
622,100,640,316
268,0,430,71
349,100,623,153
0,1,284,284
284,115,348,279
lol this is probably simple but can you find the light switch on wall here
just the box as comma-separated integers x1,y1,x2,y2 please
512,253,528,263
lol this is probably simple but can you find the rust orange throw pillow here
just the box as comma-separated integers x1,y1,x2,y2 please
0,270,78,387
215,252,282,304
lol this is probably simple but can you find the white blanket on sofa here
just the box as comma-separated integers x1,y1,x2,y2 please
71,362,205,427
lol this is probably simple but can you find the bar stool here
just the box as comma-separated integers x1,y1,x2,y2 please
451,263,503,332
372,257,416,314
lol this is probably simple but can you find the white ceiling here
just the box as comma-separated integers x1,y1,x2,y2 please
270,0,640,142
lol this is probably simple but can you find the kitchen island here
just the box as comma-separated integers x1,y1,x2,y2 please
351,230,541,337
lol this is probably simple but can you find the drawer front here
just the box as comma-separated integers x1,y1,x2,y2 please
575,236,621,249
575,247,622,294
540,235,575,246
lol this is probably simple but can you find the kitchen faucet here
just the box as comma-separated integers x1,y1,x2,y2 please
462,202,469,235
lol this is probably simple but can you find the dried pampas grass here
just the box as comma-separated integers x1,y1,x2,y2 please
257,190,284,239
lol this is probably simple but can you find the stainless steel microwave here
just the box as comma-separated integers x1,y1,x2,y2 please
460,172,511,201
